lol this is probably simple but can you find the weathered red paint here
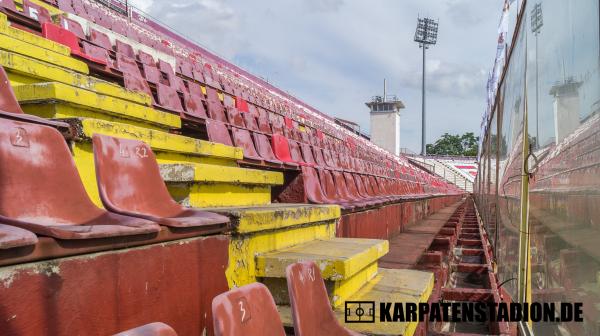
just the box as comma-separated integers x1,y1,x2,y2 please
0,235,230,336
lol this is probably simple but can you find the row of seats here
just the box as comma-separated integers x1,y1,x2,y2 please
106,261,357,336
301,166,425,210
4,0,460,195
0,114,229,242
0,0,51,31
48,0,410,176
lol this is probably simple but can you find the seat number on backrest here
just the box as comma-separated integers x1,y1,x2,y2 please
307,267,315,281
11,128,29,148
135,145,148,158
237,297,251,323
119,144,130,158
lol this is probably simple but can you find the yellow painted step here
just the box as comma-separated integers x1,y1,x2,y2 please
213,204,340,288
0,13,71,56
160,163,283,186
278,268,435,336
1,51,151,105
13,82,180,129
256,238,389,280
207,204,340,234
74,118,242,161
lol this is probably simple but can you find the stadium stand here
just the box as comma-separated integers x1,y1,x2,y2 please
0,1,465,335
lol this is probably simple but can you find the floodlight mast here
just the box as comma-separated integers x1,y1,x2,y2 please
531,3,543,148
414,17,439,156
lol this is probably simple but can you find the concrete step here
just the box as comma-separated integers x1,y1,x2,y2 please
256,237,388,280
278,268,434,336
14,81,180,130
205,204,341,289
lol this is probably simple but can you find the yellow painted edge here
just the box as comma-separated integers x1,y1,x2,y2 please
14,82,181,129
0,14,70,55
79,118,242,160
225,205,341,234
189,184,272,208
0,51,151,105
194,164,283,185
0,34,88,74
255,238,388,280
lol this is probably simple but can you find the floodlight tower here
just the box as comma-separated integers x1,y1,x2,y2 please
414,17,439,156
531,3,543,148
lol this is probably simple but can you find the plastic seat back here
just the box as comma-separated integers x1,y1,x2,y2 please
89,28,112,50
226,108,245,128
143,64,162,84
300,143,317,165
92,134,192,219
206,119,233,146
286,261,356,336
253,133,281,163
113,322,177,336
232,127,261,161
242,113,259,131
0,119,159,239
257,114,272,134
300,166,329,204
313,147,328,167
59,16,86,39
289,140,310,166
271,134,294,163
183,92,207,119
212,283,285,336
156,83,183,112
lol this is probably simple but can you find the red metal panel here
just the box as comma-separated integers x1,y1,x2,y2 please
0,235,229,336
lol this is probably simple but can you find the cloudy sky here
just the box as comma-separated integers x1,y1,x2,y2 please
129,0,502,152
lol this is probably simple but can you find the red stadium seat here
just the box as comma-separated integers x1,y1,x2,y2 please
271,134,295,163
82,41,111,66
138,50,155,65
286,261,362,336
226,108,245,128
116,40,135,58
42,23,108,65
156,83,184,112
312,147,328,167
59,16,86,40
231,127,262,161
319,169,357,207
289,139,312,166
212,283,285,336
300,166,337,205
206,119,233,146
182,92,208,120
113,322,177,336
0,224,37,249
22,0,51,24
142,64,162,84
253,133,283,165
92,134,229,230
89,28,112,50
176,59,194,79
242,113,259,131
257,114,272,134
0,119,160,239
300,143,318,166
235,97,249,112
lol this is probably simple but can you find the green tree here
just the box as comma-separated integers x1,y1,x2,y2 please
426,132,479,156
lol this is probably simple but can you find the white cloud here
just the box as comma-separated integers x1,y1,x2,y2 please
138,0,504,152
